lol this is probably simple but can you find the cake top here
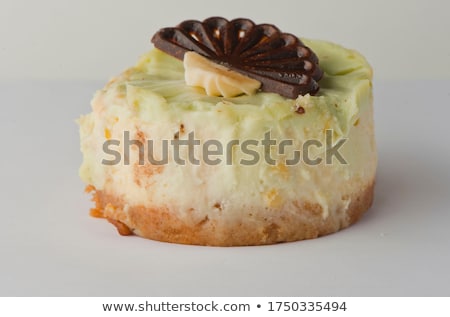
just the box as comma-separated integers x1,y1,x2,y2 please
91,18,372,145
151,17,323,99
99,39,371,136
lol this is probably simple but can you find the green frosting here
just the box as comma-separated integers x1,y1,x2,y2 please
110,39,372,138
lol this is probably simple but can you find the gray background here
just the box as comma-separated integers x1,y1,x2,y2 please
1,0,449,296
1,0,449,81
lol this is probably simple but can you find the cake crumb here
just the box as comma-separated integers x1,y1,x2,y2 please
295,106,305,114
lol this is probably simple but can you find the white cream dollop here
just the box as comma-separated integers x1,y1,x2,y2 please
183,51,261,98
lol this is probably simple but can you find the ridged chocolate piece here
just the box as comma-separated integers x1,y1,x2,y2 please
151,17,323,99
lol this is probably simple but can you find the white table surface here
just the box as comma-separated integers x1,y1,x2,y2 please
1,79,449,296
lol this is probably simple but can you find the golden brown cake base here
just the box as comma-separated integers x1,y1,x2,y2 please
86,181,374,246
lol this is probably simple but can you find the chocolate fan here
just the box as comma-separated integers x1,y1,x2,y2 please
152,17,323,98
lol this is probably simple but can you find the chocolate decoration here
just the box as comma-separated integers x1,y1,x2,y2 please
151,17,323,99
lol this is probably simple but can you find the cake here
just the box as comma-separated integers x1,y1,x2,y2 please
79,17,376,246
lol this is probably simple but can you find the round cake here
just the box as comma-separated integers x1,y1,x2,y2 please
79,17,377,246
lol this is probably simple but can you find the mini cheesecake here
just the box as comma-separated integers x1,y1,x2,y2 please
79,18,376,246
